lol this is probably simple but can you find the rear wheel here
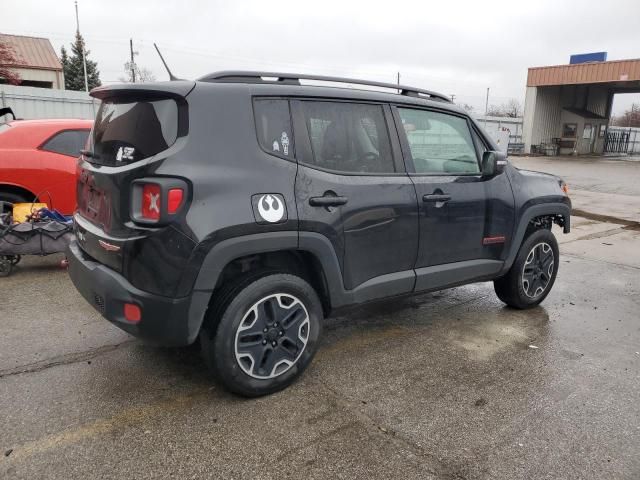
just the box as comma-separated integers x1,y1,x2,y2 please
494,228,559,309
201,273,322,397
0,192,28,215
0,256,13,277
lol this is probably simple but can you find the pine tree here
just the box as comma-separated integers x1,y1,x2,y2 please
62,32,101,91
60,46,69,72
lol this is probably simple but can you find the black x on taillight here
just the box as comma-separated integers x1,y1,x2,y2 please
131,177,189,225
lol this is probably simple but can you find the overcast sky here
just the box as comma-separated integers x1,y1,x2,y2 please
3,0,640,115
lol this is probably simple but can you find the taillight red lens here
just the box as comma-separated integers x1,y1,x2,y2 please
124,303,142,323
141,184,161,220
167,188,184,214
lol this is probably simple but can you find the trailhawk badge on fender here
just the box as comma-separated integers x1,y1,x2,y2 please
251,194,287,224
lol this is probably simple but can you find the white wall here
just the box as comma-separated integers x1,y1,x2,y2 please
522,86,537,153
9,67,64,89
0,84,98,122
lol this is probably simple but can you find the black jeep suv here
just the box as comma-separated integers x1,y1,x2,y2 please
68,72,570,396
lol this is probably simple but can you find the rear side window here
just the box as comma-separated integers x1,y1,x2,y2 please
41,129,90,157
253,99,294,159
90,97,180,166
398,108,480,174
300,101,394,174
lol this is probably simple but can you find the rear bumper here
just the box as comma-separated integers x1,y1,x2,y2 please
67,240,209,347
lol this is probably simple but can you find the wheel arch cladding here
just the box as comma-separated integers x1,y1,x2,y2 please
187,231,345,337
500,202,570,275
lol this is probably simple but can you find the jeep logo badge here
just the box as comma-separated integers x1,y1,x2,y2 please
252,194,287,224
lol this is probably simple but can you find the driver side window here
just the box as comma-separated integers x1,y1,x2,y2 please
398,108,480,174
300,101,395,174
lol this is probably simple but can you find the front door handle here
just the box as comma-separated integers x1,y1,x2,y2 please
309,195,348,207
422,193,451,203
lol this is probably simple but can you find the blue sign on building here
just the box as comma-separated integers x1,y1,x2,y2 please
570,52,608,64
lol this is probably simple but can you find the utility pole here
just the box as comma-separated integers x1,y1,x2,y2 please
484,87,490,115
74,0,89,92
397,72,400,93
484,87,490,126
130,39,136,83
450,94,456,103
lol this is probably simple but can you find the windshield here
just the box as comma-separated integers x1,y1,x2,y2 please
89,97,179,166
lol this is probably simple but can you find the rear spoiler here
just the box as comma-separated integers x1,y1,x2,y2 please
90,81,196,100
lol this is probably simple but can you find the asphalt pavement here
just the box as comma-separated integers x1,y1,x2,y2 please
1,156,639,479
511,155,640,224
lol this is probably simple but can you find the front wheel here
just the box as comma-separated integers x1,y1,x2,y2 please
201,273,322,397
494,229,559,309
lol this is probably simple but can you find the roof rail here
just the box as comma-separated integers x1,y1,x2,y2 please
198,71,452,103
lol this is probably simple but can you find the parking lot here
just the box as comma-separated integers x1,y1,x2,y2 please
1,156,639,479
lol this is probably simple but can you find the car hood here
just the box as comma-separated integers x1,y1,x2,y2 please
516,168,561,181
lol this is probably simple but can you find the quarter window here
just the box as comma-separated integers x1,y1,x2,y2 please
41,129,90,158
300,101,394,174
253,99,294,159
398,108,480,174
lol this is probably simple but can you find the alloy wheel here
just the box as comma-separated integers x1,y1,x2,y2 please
234,293,310,379
522,242,554,298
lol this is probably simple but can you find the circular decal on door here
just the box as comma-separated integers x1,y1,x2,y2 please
253,194,287,224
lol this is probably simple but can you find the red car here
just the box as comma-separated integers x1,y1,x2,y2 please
0,118,93,215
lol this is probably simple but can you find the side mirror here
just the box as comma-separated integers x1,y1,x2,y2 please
482,151,508,177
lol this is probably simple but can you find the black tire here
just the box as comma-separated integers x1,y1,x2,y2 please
494,228,559,309
0,256,12,277
0,192,28,215
201,272,323,397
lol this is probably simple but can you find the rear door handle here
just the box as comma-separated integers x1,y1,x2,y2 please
422,194,451,203
309,196,348,207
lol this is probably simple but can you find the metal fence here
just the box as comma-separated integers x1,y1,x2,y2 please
607,126,640,154
0,85,99,122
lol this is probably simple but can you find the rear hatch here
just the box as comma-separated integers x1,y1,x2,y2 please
75,81,194,273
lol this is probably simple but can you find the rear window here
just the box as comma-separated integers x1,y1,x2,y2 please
89,97,180,166
300,101,395,174
42,129,90,157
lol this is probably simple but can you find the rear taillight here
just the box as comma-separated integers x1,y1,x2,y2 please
131,178,188,225
141,184,161,220
167,188,184,214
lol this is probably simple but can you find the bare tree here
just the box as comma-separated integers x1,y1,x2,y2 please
120,61,156,83
502,98,523,118
460,103,475,114
485,99,523,118
611,103,640,128
0,40,21,85
485,104,503,117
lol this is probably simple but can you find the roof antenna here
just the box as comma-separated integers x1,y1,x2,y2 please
154,43,182,81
